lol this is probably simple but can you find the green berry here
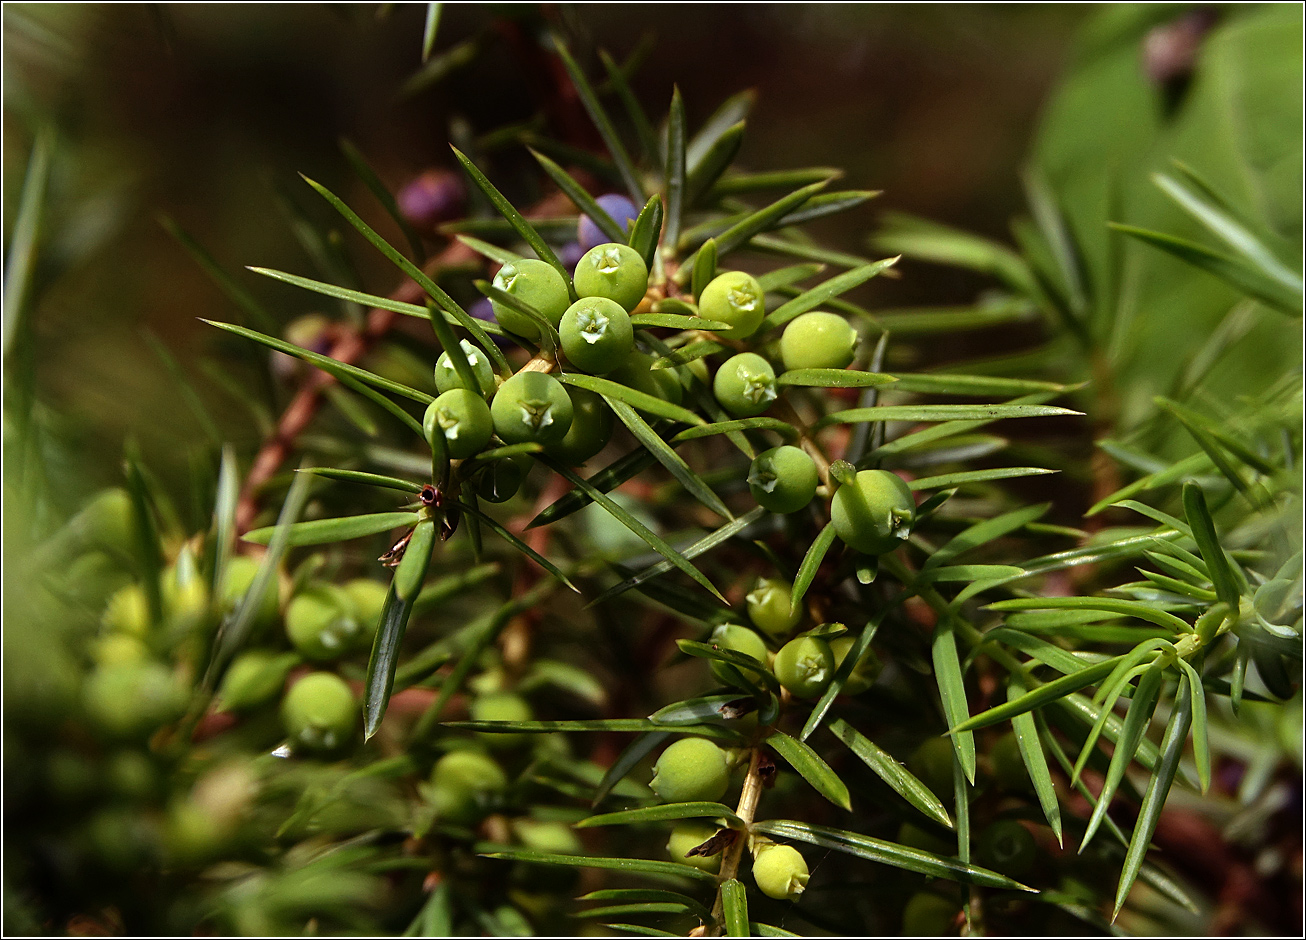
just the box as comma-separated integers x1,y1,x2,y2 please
714,352,778,418
612,351,684,405
281,672,357,754
752,843,809,900
491,371,574,446
908,738,956,799
67,487,134,560
746,577,803,640
546,387,615,465
429,749,508,825
218,650,296,712
651,737,730,804
478,452,531,502
469,691,533,749
84,661,188,739
285,584,364,661
560,296,634,374
103,583,149,636
491,259,571,340
514,818,582,855
574,243,648,312
902,892,957,936
831,469,916,555
748,445,819,513
667,822,722,873
221,554,282,631
425,389,494,460
773,636,834,699
700,271,765,339
708,624,769,688
976,819,1036,878
780,311,858,371
342,578,389,633
435,339,497,397
829,636,882,695
989,731,1031,792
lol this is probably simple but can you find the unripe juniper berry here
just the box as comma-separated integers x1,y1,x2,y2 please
751,842,809,900
650,737,729,803
747,577,803,640
281,672,357,754
435,339,497,398
425,389,494,460
700,270,765,339
491,259,571,340
667,821,722,873
773,635,835,699
708,623,769,688
478,452,531,502
546,387,614,465
469,691,532,748
829,636,882,695
977,819,1036,877
429,750,508,825
574,242,648,312
831,469,916,555
780,311,858,371
491,372,574,446
714,352,778,418
560,296,634,374
612,351,684,405
748,445,819,513
285,584,364,661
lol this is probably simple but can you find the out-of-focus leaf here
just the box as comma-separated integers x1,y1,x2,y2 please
598,49,660,169
679,181,829,278
909,467,1057,491
483,849,717,883
452,498,578,592
340,138,425,262
161,215,277,332
986,597,1190,635
871,211,1036,295
528,447,657,528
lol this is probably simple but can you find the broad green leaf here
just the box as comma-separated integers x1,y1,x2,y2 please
453,498,578,592
1113,675,1194,920
528,447,657,528
598,48,660,167
816,403,1079,430
792,523,837,608
776,369,897,389
752,820,1033,891
576,802,742,829
888,372,1066,397
450,147,573,294
1081,662,1164,851
605,397,731,519
1182,482,1243,610
558,373,705,426
766,730,852,810
203,319,433,404
483,849,717,883
243,511,418,547
1110,222,1301,316
925,503,1049,570
758,259,898,333
932,617,976,784
528,148,625,244
721,880,748,938
591,507,765,606
827,718,952,829
298,467,423,494
538,455,724,601
340,138,425,263
950,656,1122,733
664,86,687,249
986,597,1190,635
551,40,644,203
1009,677,1063,846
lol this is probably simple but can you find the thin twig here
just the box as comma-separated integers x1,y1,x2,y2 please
710,747,764,932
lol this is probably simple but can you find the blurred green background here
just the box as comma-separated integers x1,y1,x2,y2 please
4,2,1092,511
